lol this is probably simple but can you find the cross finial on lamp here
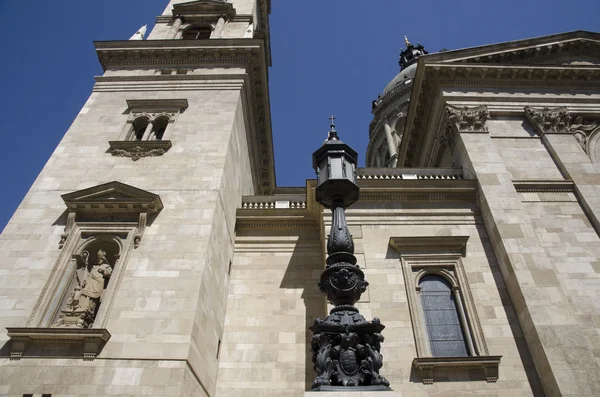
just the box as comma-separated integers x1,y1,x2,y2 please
328,115,338,140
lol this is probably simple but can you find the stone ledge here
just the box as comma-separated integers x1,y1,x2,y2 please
412,356,502,384
513,179,574,193
389,235,470,257
6,327,111,360
305,392,397,396
109,140,172,161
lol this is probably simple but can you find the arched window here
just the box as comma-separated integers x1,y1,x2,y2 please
132,117,149,140
153,116,170,141
419,274,468,357
182,26,212,40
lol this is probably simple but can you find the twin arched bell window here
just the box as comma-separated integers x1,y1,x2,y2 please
419,274,469,357
182,25,212,40
130,115,170,141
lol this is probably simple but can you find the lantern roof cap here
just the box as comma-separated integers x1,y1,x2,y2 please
312,115,358,169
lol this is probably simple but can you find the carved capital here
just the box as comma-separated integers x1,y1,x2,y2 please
439,105,490,149
446,105,490,133
524,106,572,135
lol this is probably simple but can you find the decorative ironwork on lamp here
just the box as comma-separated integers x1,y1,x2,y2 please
310,116,390,391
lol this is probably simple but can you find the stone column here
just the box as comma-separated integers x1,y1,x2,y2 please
141,121,154,141
171,17,183,39
383,120,398,167
213,16,226,38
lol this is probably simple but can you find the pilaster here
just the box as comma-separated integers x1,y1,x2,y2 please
454,105,579,397
525,106,600,235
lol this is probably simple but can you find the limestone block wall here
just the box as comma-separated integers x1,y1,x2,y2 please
216,226,325,397
0,359,204,397
346,201,542,396
0,76,256,396
217,196,542,396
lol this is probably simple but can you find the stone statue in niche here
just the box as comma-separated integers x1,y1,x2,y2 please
54,249,113,328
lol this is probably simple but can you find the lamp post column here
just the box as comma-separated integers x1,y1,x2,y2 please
310,117,390,391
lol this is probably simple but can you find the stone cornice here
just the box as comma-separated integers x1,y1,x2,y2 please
412,356,502,384
95,39,275,194
126,99,188,111
513,179,574,193
62,181,163,215
236,218,318,230
421,31,600,65
389,235,470,257
94,39,266,70
400,62,600,167
6,327,111,360
172,0,236,20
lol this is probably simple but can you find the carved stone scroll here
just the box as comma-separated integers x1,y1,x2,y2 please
134,212,147,248
59,210,77,249
569,116,600,153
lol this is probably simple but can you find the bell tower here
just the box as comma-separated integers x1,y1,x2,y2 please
0,1,273,396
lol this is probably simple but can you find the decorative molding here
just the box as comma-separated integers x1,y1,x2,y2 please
62,181,163,215
391,238,490,364
524,106,572,135
446,105,490,133
412,356,502,384
172,0,236,21
61,181,162,248
389,236,470,257
109,140,172,161
400,62,600,167
357,167,464,180
6,327,111,360
570,116,600,153
513,179,574,193
59,211,76,249
126,99,188,112
235,219,318,230
438,105,490,150
359,191,476,202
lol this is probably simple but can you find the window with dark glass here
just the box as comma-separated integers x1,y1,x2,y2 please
132,117,149,140
153,116,169,140
419,274,468,357
182,26,212,40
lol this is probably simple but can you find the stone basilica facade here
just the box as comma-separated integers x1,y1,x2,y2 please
1,1,600,396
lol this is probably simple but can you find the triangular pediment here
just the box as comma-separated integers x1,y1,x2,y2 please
423,31,600,67
173,0,235,18
62,181,163,214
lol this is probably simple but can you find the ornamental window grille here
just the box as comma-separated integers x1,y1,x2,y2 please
419,274,468,357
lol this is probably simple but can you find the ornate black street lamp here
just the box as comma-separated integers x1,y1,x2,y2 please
310,116,390,391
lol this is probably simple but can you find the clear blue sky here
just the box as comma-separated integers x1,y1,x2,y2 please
0,0,598,230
